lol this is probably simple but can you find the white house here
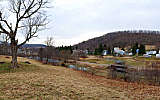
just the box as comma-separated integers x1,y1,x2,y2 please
146,51,157,55
114,47,125,55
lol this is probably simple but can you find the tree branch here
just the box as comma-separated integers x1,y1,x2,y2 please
0,19,13,32
0,11,13,34
0,23,10,35
0,31,5,33
14,0,22,35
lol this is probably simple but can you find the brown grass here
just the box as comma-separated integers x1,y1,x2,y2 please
0,55,160,99
83,56,160,67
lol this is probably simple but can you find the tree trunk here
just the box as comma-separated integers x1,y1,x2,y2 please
11,40,18,68
46,57,48,64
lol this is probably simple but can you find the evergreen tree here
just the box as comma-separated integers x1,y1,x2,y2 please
111,48,114,55
107,47,111,54
94,44,104,55
94,48,98,55
103,44,107,49
139,44,146,55
98,44,104,55
156,49,159,54
75,46,78,50
87,48,92,55
132,43,139,55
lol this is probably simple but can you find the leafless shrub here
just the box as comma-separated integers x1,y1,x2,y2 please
108,61,160,86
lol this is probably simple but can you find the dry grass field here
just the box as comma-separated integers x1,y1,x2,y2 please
0,55,160,100
81,56,160,67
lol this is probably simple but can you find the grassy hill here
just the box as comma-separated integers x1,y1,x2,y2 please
0,55,160,99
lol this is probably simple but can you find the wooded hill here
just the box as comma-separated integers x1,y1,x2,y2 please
74,30,160,50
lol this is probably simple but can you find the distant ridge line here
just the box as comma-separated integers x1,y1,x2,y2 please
74,30,160,50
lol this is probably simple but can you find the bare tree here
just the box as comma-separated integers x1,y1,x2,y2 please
0,0,49,68
44,37,54,63
38,47,44,61
60,50,72,63
45,37,54,47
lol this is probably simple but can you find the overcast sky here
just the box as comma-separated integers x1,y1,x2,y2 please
1,0,160,46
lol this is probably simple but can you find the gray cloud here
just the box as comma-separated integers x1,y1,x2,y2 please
2,0,160,46
48,0,160,46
